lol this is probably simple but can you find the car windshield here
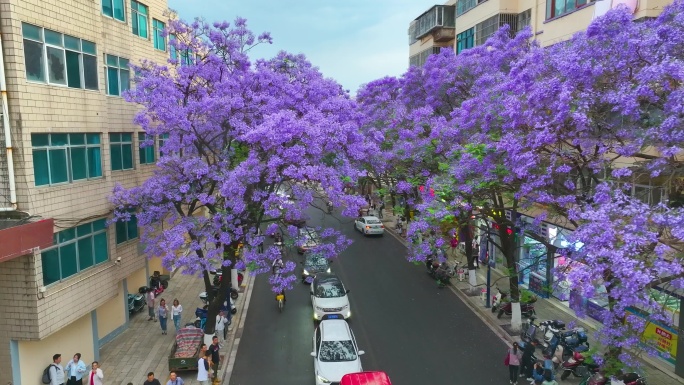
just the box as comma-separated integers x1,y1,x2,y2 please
315,280,346,298
306,255,328,268
319,340,357,362
366,219,381,224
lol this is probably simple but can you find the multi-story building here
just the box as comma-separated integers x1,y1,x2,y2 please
409,0,673,66
0,1,170,383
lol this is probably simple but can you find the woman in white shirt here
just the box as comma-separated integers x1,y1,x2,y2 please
87,362,103,385
172,298,183,332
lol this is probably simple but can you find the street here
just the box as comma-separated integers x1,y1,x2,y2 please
229,211,509,384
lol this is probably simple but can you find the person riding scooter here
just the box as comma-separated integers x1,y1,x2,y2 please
272,257,284,276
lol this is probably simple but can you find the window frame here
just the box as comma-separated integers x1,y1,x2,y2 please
31,133,103,187
131,1,149,39
41,219,109,286
546,0,592,20
110,132,135,171
138,132,156,164
456,27,475,54
21,23,99,90
102,0,126,22
104,54,130,96
153,19,166,51
115,209,139,244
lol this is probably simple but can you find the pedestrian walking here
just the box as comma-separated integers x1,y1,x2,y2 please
171,299,183,332
208,336,220,379
215,311,229,346
165,372,184,385
48,354,65,385
86,362,103,385
197,352,211,385
158,298,169,334
143,372,161,385
64,353,86,385
504,342,523,385
146,289,156,322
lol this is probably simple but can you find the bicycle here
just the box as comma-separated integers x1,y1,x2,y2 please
276,293,285,312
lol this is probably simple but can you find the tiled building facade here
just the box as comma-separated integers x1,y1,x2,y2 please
0,1,170,383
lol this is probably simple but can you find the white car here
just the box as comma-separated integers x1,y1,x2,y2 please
354,216,385,236
311,317,364,385
310,273,351,320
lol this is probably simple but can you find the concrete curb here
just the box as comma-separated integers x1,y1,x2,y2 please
220,272,255,384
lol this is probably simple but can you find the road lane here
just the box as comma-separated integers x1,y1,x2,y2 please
230,212,509,384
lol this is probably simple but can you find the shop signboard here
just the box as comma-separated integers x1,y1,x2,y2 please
569,290,608,322
529,273,549,298
626,308,678,364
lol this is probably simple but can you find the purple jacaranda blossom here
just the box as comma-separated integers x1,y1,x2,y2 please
110,18,371,335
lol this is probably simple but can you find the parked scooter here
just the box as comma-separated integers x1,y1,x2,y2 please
579,372,646,385
199,290,238,314
491,286,508,312
127,293,146,314
497,297,536,319
560,351,600,380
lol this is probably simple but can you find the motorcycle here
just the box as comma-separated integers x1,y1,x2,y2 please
199,291,237,314
491,286,508,312
211,270,243,299
127,293,146,314
426,257,456,287
542,330,590,362
579,372,646,385
538,319,567,344
560,351,600,380
497,297,536,319
193,306,234,330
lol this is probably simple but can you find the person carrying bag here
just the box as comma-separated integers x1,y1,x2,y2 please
504,342,523,385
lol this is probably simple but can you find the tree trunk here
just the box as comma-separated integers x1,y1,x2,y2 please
203,243,237,343
500,223,522,331
462,222,478,292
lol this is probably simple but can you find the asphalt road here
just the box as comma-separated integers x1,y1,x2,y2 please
229,211,509,384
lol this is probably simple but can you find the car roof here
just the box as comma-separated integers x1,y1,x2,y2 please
320,319,353,341
313,273,340,284
361,216,380,220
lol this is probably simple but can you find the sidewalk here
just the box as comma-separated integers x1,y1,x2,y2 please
379,210,682,385
99,270,250,385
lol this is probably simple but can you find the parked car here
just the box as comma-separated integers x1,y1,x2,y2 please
341,371,392,385
354,216,384,236
310,273,350,320
302,252,332,283
311,316,364,385
298,226,321,254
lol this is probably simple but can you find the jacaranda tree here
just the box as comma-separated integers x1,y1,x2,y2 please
111,18,368,341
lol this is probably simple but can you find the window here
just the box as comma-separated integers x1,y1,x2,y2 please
518,9,532,31
102,0,126,22
153,19,166,51
32,133,102,186
409,46,442,67
105,54,130,96
131,1,149,38
456,28,474,54
158,133,169,157
41,219,109,286
110,133,134,171
139,132,156,164
546,0,592,20
21,23,98,90
475,14,519,46
116,209,138,244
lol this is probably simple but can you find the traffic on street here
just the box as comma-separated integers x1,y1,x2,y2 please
228,208,509,384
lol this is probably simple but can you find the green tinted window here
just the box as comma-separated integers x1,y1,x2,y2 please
41,249,60,286
31,133,102,186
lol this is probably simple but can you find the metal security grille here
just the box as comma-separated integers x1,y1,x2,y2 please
409,46,443,67
0,113,11,209
475,13,519,46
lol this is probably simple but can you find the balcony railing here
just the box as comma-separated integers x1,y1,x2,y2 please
457,0,488,16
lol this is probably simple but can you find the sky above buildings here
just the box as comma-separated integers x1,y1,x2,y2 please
168,0,436,94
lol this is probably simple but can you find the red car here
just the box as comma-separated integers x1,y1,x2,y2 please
341,371,392,385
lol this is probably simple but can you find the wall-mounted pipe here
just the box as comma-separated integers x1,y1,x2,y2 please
0,29,18,211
